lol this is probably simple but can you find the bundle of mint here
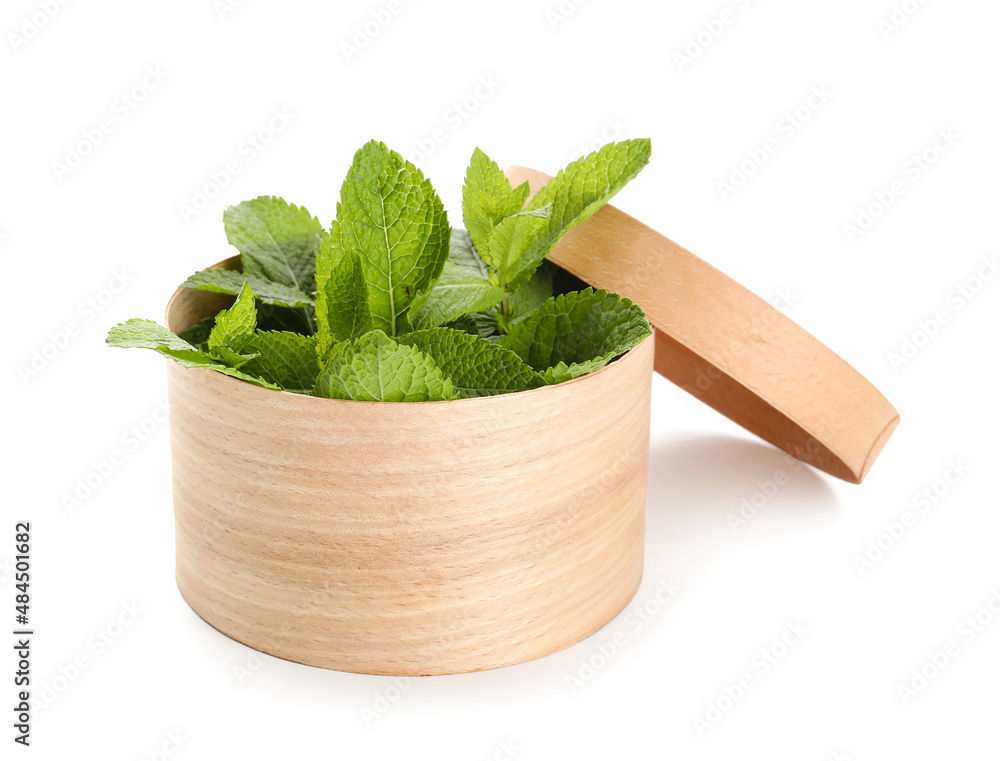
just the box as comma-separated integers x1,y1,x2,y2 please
108,139,652,401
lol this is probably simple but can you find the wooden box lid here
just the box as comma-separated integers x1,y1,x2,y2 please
507,166,899,484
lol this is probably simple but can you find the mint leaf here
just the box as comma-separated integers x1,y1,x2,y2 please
106,319,279,389
241,331,320,392
208,281,256,353
490,139,652,289
398,328,543,397
482,212,549,289
462,147,531,254
181,268,314,309
107,318,198,353
498,289,651,383
338,141,450,336
449,228,490,279
224,196,323,296
313,330,456,402
509,262,553,324
315,222,373,360
407,262,504,331
204,281,259,368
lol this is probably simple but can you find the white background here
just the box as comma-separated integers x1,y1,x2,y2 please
4,0,999,758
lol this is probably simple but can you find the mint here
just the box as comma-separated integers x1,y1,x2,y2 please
499,289,651,383
486,139,651,292
110,139,653,400
482,212,550,292
181,268,314,309
241,331,320,393
462,147,531,254
398,328,543,397
338,141,449,336
106,319,279,389
224,196,323,296
315,221,373,360
208,281,256,353
313,330,456,401
407,262,504,331
508,262,553,324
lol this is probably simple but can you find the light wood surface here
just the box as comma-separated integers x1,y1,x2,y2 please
506,166,899,483
165,282,653,675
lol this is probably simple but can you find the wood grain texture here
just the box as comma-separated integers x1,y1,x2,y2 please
165,281,653,675
506,166,899,483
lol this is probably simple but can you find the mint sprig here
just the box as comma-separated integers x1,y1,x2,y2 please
109,139,653,400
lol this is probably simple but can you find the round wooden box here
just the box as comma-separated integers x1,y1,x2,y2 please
165,279,654,676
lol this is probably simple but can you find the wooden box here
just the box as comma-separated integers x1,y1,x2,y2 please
166,279,654,675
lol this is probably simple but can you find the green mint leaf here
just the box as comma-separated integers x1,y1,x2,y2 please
241,331,321,393
508,261,553,324
462,147,531,254
338,141,450,336
498,288,651,382
181,268,314,308
492,139,652,289
106,319,279,389
107,318,198,353
398,328,543,398
223,196,323,295
539,357,611,384
315,222,374,360
313,329,456,402
482,212,550,286
407,262,504,331
208,281,257,353
449,228,490,279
